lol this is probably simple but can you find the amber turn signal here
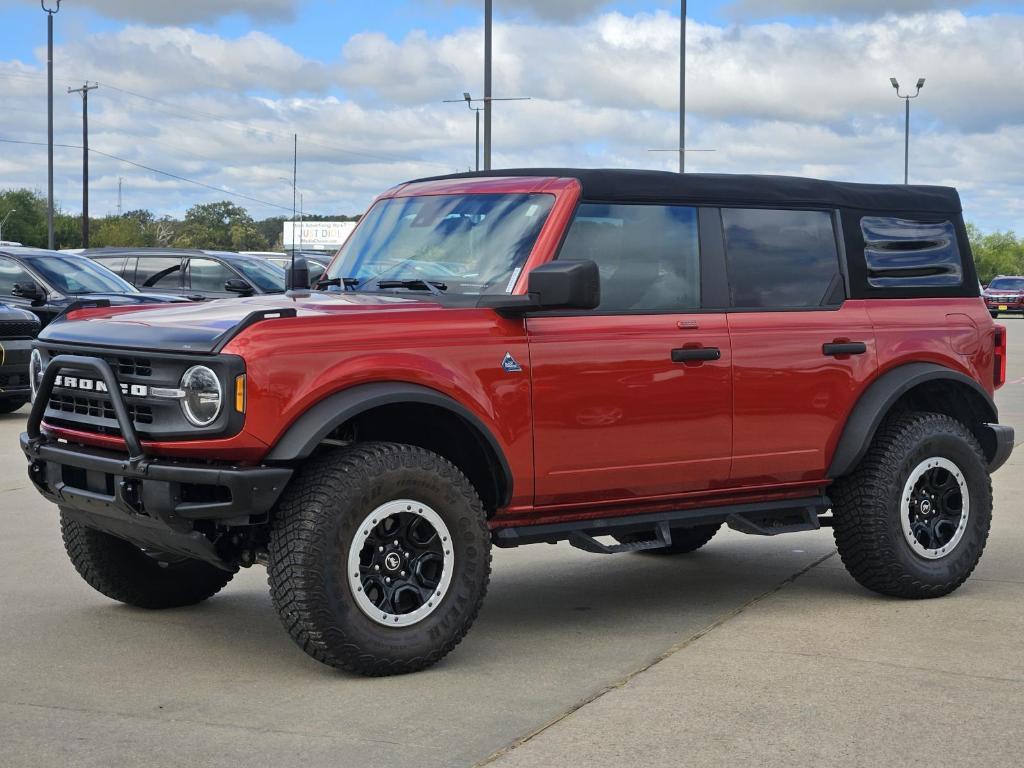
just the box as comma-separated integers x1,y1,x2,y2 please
235,374,246,413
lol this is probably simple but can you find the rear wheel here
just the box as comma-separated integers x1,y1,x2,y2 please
831,412,991,598
267,442,491,675
60,513,235,608
615,523,721,555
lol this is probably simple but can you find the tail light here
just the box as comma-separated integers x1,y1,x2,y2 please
994,324,1007,389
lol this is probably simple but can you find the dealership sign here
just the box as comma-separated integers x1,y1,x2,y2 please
282,221,357,251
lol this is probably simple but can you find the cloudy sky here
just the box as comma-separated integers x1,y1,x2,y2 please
0,0,1021,230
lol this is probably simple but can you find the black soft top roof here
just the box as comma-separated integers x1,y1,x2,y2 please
413,168,961,214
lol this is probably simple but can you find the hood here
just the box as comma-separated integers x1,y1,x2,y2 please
38,291,437,353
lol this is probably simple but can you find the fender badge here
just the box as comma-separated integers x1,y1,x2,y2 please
501,352,522,373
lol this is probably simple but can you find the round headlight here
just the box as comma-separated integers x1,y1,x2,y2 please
180,365,222,426
29,348,44,402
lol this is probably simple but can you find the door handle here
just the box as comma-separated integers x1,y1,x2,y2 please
671,347,721,363
822,341,867,357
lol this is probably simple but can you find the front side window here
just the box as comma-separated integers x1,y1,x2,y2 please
136,257,183,290
558,203,700,312
187,258,235,293
328,193,555,296
0,256,36,296
723,208,840,308
28,255,136,295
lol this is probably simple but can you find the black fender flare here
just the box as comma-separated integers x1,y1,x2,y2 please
827,362,999,478
264,382,514,505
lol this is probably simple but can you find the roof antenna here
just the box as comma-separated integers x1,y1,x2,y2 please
287,133,310,297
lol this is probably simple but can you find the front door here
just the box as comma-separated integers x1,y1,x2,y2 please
528,202,733,508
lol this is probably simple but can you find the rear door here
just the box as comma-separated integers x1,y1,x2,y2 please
719,207,877,485
528,203,733,508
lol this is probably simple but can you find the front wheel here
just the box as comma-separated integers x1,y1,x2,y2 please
0,397,27,414
990,311,999,319
831,412,991,599
267,442,491,675
60,513,235,608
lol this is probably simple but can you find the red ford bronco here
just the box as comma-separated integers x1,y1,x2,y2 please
22,169,1014,675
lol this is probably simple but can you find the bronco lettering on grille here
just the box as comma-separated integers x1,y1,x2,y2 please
53,375,149,398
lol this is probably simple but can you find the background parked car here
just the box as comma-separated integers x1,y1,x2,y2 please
0,301,40,413
241,250,332,284
84,248,287,300
0,246,189,326
983,275,1024,317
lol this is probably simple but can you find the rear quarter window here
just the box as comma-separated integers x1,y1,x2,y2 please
860,217,962,288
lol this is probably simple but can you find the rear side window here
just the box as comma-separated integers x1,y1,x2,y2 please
722,209,841,308
861,217,962,288
558,203,700,312
187,258,234,293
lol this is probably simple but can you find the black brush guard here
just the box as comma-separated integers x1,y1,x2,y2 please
21,354,292,569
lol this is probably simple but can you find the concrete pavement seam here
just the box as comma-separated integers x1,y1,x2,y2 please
473,549,838,767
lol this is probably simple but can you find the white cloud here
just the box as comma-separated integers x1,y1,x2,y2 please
443,0,614,21
727,1,992,20
1,8,1022,234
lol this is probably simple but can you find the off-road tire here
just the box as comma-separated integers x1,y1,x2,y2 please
0,397,27,414
831,411,991,599
60,512,235,608
615,523,721,555
267,442,492,676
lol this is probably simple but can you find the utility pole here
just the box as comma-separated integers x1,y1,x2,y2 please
679,0,686,173
890,77,925,184
42,1,61,249
483,0,492,170
444,93,529,172
117,176,123,216
68,82,98,247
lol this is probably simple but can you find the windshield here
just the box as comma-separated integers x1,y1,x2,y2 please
988,277,1024,291
32,255,137,295
232,258,287,293
327,193,555,295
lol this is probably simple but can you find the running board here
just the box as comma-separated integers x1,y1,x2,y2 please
493,496,829,553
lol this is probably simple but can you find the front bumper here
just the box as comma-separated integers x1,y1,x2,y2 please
21,353,291,568
986,299,1024,312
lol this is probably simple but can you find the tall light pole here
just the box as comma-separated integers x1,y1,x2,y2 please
68,82,98,247
444,93,530,172
42,0,61,249
483,0,493,169
679,0,686,174
0,209,16,242
890,76,925,185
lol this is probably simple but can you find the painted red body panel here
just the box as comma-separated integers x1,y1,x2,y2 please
40,176,1002,529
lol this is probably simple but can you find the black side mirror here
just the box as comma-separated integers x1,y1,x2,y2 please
285,255,310,291
224,278,253,296
527,260,600,310
12,282,44,303
477,260,600,315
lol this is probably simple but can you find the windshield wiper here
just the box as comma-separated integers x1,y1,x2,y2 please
375,279,448,295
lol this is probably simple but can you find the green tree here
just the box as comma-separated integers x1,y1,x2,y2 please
175,201,268,251
0,188,48,246
967,223,1024,284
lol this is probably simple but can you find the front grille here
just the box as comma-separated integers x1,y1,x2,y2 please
0,319,40,339
49,393,154,424
114,357,153,377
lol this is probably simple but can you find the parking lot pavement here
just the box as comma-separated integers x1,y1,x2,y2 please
1,319,1021,768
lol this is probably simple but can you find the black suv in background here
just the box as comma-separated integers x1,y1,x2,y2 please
84,248,287,300
0,302,40,413
0,247,189,326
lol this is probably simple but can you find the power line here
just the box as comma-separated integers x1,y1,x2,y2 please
0,136,292,212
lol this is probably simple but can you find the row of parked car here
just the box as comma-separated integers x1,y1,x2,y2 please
0,245,335,412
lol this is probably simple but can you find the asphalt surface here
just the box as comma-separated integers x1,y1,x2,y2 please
1,318,1022,768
